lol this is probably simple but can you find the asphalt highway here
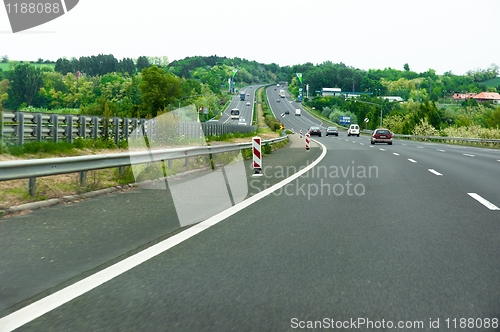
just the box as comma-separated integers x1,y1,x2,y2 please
1,87,499,331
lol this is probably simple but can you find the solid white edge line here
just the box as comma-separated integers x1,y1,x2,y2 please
0,140,328,332
467,193,500,210
428,169,443,176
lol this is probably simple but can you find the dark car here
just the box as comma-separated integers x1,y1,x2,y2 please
308,126,322,137
325,126,339,136
371,128,393,145
276,99,280,103
284,110,289,114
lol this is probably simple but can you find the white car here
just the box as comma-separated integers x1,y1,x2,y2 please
347,124,360,137
246,102,251,106
238,118,247,126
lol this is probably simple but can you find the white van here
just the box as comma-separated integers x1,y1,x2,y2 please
295,109,301,116
347,124,360,137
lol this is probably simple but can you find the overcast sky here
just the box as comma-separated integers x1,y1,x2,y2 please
1,0,499,75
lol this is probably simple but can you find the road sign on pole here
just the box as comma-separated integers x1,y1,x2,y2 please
340,116,351,125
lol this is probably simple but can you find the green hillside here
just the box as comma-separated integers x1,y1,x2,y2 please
481,77,500,88
0,61,55,72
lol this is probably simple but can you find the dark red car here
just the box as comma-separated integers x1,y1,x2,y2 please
371,128,393,145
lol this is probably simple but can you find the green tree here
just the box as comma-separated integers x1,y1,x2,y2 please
139,66,181,117
136,56,150,72
485,106,500,128
7,63,44,108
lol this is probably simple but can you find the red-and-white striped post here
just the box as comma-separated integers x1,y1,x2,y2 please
252,136,263,176
305,132,310,150
299,129,303,138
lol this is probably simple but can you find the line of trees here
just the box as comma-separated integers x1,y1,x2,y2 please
54,54,153,76
1,54,499,137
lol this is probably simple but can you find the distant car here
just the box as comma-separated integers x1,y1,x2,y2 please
325,127,339,136
246,102,251,106
371,128,393,145
347,124,360,137
308,126,322,137
276,99,280,103
246,93,250,97
238,118,247,126
284,110,289,114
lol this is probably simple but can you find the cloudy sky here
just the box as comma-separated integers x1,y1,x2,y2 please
1,0,499,75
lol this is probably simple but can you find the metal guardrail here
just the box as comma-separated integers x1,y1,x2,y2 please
393,134,500,145
0,135,288,195
1,110,257,146
362,130,500,145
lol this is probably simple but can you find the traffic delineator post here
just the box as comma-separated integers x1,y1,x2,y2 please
252,136,263,176
299,130,303,138
305,132,310,151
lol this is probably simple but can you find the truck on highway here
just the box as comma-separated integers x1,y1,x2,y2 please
279,90,286,98
240,92,245,101
295,109,301,116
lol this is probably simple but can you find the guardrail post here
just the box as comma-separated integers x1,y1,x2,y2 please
28,177,36,196
146,119,153,142
91,116,99,139
65,115,73,143
80,171,87,187
14,112,24,145
123,118,130,141
118,166,124,176
33,113,42,142
131,119,138,140
79,115,86,139
103,116,110,140
167,159,172,168
50,114,58,143
113,117,119,145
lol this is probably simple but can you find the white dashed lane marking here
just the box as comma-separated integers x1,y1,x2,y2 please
468,193,500,211
428,169,443,176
